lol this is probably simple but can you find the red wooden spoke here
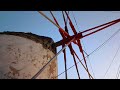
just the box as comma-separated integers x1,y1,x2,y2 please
65,11,77,35
81,18,120,33
62,11,69,33
68,44,81,79
76,40,90,79
63,48,67,79
82,21,120,38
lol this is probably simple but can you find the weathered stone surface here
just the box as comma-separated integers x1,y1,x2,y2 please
0,32,57,79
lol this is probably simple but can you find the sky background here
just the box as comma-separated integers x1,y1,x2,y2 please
0,11,120,79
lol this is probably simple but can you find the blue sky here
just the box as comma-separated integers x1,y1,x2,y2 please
0,11,120,79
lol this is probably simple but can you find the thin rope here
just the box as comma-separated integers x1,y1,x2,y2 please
103,38,120,78
71,11,80,33
103,11,120,14
116,64,120,79
87,56,96,79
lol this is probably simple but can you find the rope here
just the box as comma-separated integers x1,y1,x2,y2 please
103,11,120,14
87,56,96,79
62,11,69,33
116,64,120,79
103,40,120,78
71,11,79,32
65,11,69,24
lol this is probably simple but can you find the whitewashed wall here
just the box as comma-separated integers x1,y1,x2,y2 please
0,34,57,79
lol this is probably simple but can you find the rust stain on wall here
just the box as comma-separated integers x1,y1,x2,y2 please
43,54,51,60
9,66,20,76
49,60,56,74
